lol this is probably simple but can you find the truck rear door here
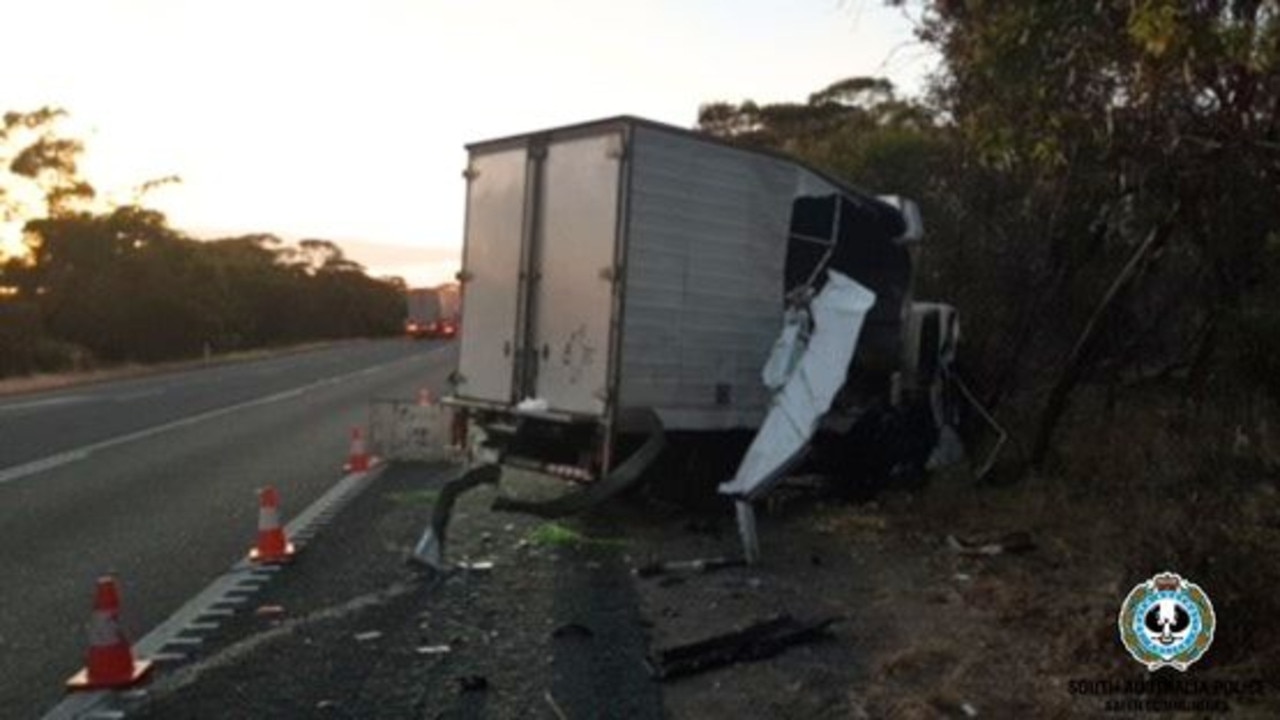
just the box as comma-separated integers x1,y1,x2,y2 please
456,146,528,404
526,132,624,416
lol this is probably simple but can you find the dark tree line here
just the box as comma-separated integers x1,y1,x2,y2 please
0,109,405,377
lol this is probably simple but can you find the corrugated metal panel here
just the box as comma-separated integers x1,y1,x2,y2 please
618,125,839,430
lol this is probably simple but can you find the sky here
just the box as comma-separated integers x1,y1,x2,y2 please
1,0,937,287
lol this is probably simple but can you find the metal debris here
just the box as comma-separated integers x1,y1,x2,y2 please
457,675,489,693
945,531,1034,556
545,690,569,720
551,622,594,640
647,613,839,681
254,604,285,618
634,556,744,578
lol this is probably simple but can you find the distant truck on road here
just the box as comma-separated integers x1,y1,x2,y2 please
404,288,456,340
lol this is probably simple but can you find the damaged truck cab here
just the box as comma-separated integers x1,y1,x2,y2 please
441,116,959,554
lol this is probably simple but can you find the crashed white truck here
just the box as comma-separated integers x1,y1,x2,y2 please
422,116,967,565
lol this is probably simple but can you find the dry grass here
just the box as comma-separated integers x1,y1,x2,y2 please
837,382,1280,716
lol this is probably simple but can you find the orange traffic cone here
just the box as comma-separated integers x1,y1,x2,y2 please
343,427,371,473
66,576,152,691
249,486,295,564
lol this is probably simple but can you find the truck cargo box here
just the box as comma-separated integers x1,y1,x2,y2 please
450,116,912,464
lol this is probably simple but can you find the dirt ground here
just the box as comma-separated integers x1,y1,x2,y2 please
619,468,1276,719
122,430,1280,718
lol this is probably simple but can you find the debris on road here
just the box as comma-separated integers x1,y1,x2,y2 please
254,605,285,619
647,613,839,681
354,631,383,643
456,674,489,693
545,690,570,720
634,556,745,579
944,531,1034,556
414,644,452,656
458,560,494,572
551,622,594,640
407,464,501,571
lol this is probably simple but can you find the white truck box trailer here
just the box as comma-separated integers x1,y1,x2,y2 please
449,117,916,474
417,116,970,565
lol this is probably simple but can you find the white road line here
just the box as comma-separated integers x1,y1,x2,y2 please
109,389,166,402
0,450,90,484
0,395,95,413
0,350,439,487
162,637,204,646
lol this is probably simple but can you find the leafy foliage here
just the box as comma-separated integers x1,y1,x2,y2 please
912,0,1280,462
699,0,1279,468
0,108,94,223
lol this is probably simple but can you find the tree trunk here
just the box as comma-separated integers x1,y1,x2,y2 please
1028,206,1180,468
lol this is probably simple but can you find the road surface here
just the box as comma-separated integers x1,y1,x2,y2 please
0,339,457,719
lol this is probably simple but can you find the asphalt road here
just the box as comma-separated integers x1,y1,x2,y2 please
0,338,458,719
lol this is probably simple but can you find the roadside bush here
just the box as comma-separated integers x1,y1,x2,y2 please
0,301,41,376
0,301,87,378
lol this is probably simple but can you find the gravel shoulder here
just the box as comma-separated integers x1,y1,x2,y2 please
118,459,1280,719
125,463,663,719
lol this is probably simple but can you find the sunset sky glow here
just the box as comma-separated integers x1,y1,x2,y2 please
1,0,936,286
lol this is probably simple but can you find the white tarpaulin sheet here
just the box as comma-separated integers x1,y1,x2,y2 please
719,271,876,498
